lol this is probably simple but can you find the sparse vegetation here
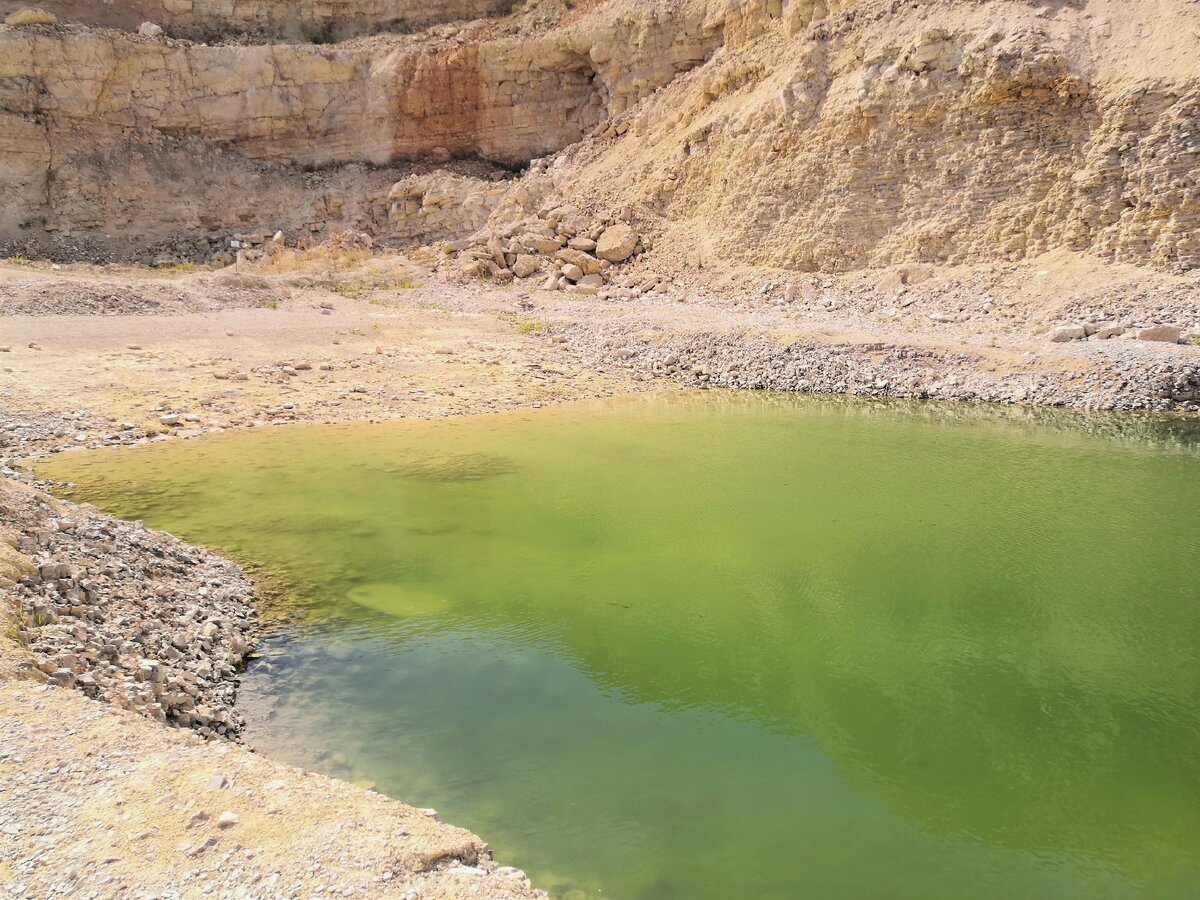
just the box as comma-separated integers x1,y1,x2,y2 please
499,311,549,335
331,282,364,299
169,261,198,272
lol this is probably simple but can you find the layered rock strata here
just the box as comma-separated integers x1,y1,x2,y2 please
1,0,1198,275
0,0,517,41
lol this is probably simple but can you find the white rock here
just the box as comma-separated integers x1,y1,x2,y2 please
595,224,639,263
138,21,163,37
1134,325,1182,343
1048,325,1087,342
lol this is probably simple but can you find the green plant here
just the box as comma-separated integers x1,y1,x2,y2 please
259,298,279,310
331,282,364,299
6,253,28,264
348,326,367,336
1190,335,1200,347
169,260,197,272
391,274,419,290
499,311,549,335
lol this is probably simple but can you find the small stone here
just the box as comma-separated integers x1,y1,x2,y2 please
560,264,584,283
207,775,227,790
216,811,239,828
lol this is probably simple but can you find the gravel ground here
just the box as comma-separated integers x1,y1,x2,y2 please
0,679,544,899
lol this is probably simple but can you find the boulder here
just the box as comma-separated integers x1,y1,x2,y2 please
1093,323,1126,340
512,254,540,278
555,248,603,275
561,264,584,282
520,234,562,254
1134,325,1182,343
596,224,639,263
138,21,164,37
4,8,56,25
1048,325,1086,342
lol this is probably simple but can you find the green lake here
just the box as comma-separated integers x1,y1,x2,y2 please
39,393,1200,899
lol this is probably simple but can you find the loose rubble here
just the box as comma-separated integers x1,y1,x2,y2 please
2,471,257,739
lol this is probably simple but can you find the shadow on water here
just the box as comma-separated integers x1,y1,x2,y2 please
40,393,1200,900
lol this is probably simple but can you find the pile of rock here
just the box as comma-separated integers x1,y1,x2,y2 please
4,483,257,739
452,206,646,295
1047,322,1193,344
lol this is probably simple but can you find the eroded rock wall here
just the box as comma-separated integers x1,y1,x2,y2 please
542,0,1200,273
0,0,517,40
0,1,719,255
2,0,1198,272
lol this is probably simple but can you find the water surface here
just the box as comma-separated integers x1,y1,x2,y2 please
41,394,1200,899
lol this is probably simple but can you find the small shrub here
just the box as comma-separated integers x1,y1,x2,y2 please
331,282,364,299
169,261,197,272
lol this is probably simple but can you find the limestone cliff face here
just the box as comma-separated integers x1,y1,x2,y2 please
0,0,1197,273
0,0,517,40
0,8,715,166
0,2,718,254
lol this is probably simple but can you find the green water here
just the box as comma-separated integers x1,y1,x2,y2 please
40,394,1200,899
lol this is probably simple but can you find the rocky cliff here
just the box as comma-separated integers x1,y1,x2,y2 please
0,0,518,40
1,0,1197,274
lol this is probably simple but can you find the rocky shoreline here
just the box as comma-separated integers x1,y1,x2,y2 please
569,325,1200,414
2,468,258,740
